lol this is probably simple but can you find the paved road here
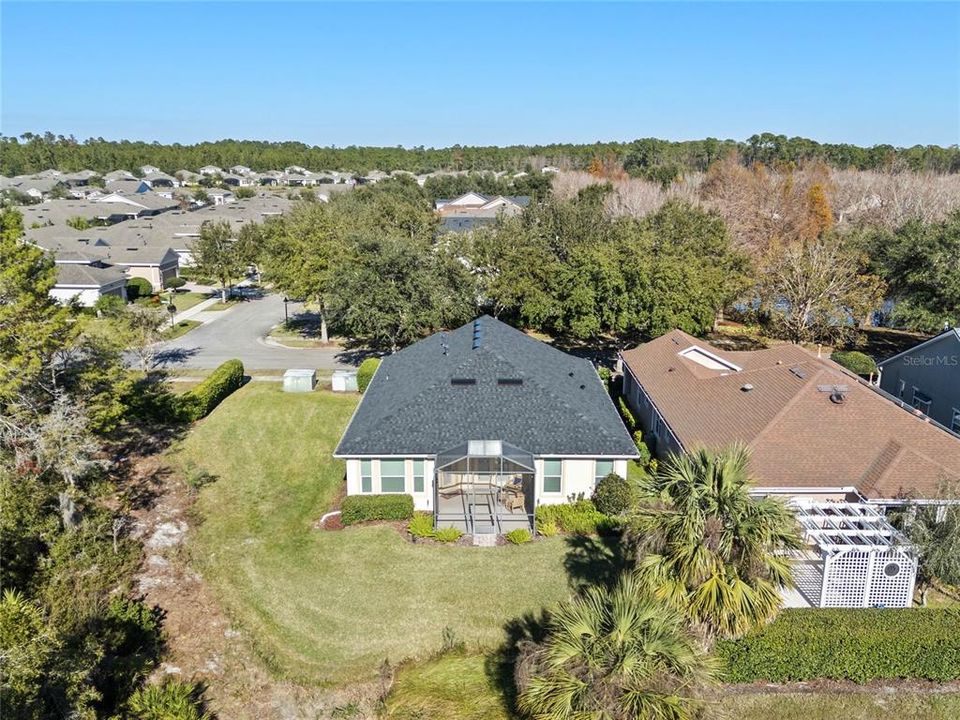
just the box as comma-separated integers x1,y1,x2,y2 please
155,293,355,371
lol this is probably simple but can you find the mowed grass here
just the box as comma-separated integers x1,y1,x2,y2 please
385,652,960,720
174,384,572,686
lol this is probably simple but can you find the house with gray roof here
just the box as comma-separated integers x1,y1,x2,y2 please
878,328,960,435
334,316,638,534
51,262,127,307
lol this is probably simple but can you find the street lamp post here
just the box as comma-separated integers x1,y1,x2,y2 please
283,297,289,324
166,302,177,329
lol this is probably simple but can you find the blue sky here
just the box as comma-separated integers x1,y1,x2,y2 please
2,2,958,148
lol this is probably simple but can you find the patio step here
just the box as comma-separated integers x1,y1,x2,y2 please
472,533,497,548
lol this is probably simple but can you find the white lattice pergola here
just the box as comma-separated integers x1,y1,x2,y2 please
792,501,917,608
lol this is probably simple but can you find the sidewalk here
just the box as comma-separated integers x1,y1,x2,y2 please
172,296,221,324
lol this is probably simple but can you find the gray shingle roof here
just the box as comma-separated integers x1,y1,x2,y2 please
335,316,638,458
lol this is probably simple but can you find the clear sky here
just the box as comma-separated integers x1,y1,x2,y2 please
2,1,958,148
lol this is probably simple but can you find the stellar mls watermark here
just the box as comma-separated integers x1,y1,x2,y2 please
903,354,960,367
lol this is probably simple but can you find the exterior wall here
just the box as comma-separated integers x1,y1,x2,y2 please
879,333,960,432
621,366,683,457
344,457,434,511
124,265,163,289
533,457,629,506
50,281,126,308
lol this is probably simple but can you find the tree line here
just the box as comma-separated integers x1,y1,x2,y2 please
3,130,959,178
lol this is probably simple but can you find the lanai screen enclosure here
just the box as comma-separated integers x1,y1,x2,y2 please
791,501,918,608
434,440,535,535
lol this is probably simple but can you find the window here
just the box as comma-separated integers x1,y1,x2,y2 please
380,459,406,493
897,379,906,399
952,408,960,434
413,460,425,493
912,389,932,415
543,459,562,494
360,460,372,493
594,460,614,484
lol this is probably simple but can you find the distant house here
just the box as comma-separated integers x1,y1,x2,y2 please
143,171,179,188
434,192,530,233
8,175,66,200
51,261,128,307
229,165,253,176
878,328,960,434
103,178,152,195
619,330,960,505
104,170,136,183
176,170,202,185
222,173,254,187
198,165,223,177
334,316,638,536
258,170,284,186
205,188,235,205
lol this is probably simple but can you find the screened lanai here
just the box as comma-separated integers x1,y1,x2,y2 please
434,440,536,535
790,501,918,608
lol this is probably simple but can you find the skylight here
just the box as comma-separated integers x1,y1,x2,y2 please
677,346,742,372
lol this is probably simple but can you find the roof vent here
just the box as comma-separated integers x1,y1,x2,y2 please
830,391,848,405
472,319,482,349
497,378,523,386
741,383,754,392
451,378,476,386
818,384,849,393
789,366,807,379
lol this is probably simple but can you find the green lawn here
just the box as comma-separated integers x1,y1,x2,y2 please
385,651,960,720
161,319,201,340
168,291,213,313
205,299,240,311
173,384,572,686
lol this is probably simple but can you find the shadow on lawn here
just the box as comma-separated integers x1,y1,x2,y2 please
484,528,635,717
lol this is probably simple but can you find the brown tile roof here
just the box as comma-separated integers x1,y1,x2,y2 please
620,330,960,500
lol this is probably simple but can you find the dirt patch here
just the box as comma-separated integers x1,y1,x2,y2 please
716,678,960,696
127,453,381,719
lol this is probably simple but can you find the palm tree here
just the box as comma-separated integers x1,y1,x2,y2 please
630,444,801,641
515,574,717,720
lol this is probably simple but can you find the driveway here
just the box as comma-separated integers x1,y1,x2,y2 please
154,293,355,371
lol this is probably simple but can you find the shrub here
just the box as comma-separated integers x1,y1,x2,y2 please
536,519,559,537
127,680,210,720
717,608,960,683
165,276,186,290
357,357,381,394
597,366,612,389
617,396,636,430
505,528,532,544
126,277,154,300
176,359,244,422
535,500,607,535
633,431,652,466
831,350,878,377
235,186,256,199
340,494,414,525
591,473,634,516
407,512,434,539
433,526,462,543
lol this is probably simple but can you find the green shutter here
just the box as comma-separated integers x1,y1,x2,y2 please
413,460,424,493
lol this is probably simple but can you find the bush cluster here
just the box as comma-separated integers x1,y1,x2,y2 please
717,608,960,683
830,350,878,377
535,500,609,535
126,277,154,300
176,359,244,422
617,396,636,430
591,473,634,516
341,494,414,525
357,357,380,394
407,511,435,539
505,528,532,544
433,526,462,543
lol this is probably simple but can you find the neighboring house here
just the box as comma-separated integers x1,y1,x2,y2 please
619,330,960,505
9,175,66,200
143,171,179,188
103,178,152,195
229,164,253,176
259,170,284,186
205,188,235,205
51,262,128,307
334,316,638,535
94,191,178,216
878,328,960,434
140,165,162,176
104,170,136,182
198,165,223,176
176,169,202,185
222,173,254,187
434,193,530,233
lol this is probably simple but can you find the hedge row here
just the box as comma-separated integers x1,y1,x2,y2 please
177,359,245,422
357,357,380,394
831,350,878,377
341,494,414,525
717,608,960,683
535,500,610,535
